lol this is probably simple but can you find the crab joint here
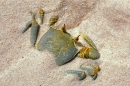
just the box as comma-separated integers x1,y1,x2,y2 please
39,8,44,24
49,15,59,26
78,47,89,59
78,46,100,60
74,35,80,42
61,24,67,33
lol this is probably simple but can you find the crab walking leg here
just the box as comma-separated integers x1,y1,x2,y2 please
49,15,59,26
61,24,67,33
22,21,32,33
91,73,98,80
22,12,35,33
30,19,39,46
81,34,97,50
66,70,86,80
74,35,80,42
39,8,44,24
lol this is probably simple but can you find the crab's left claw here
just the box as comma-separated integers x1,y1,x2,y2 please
61,24,67,33
80,62,101,80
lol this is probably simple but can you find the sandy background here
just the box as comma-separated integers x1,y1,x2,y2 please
0,0,130,86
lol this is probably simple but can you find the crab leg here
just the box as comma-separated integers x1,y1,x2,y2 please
30,19,39,46
22,12,35,33
49,15,59,26
39,8,44,24
81,34,97,50
61,24,67,33
66,70,86,80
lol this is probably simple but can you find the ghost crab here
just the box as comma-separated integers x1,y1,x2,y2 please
22,9,100,66
36,25,100,66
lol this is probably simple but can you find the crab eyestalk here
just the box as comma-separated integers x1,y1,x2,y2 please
39,8,44,24
30,19,39,47
49,15,59,26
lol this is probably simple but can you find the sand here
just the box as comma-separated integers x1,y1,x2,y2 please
0,0,130,86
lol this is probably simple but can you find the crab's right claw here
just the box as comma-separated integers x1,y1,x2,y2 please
91,73,98,80
61,24,67,33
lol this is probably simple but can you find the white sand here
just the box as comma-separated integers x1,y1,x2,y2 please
0,0,130,86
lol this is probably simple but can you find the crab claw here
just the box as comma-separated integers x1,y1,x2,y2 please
78,47,100,60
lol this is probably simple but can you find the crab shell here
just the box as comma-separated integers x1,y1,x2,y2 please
37,27,78,66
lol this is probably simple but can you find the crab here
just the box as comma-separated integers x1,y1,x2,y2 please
22,9,100,66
